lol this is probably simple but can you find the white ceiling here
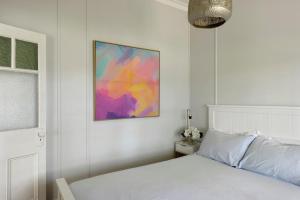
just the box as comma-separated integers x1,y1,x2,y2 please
172,0,189,5
155,0,189,11
178,0,189,3
154,0,188,11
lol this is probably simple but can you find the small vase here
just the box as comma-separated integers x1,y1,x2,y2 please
185,137,194,145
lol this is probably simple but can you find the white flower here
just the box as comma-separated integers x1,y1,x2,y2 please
183,129,191,137
183,127,201,140
191,127,200,140
192,131,200,140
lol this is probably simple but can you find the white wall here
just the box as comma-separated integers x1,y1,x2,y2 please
87,0,189,176
190,27,215,131
0,0,190,199
191,0,300,129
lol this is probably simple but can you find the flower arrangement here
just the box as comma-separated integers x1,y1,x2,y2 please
180,109,203,144
181,126,202,144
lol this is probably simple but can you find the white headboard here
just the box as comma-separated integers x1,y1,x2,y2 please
208,105,300,143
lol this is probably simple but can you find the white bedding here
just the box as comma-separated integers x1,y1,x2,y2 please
70,155,300,200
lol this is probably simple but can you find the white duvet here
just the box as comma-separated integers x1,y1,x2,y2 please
70,155,300,200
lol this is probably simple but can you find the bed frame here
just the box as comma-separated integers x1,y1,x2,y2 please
56,179,75,200
56,105,300,199
208,105,300,144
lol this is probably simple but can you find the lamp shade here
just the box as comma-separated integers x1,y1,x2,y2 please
188,0,232,28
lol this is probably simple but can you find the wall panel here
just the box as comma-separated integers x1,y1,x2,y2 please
59,0,88,182
87,0,190,176
218,0,300,106
190,27,215,131
190,0,300,132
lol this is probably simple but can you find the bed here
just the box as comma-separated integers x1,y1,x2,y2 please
57,105,300,200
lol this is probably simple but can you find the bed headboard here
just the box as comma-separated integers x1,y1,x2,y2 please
208,105,300,144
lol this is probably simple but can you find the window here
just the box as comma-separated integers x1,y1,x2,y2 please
0,30,41,131
0,36,11,67
16,39,38,70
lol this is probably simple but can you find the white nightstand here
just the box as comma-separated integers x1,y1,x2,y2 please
175,140,201,157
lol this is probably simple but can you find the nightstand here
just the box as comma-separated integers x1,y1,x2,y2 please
175,140,201,157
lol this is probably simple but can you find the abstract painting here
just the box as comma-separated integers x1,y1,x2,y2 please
94,41,160,120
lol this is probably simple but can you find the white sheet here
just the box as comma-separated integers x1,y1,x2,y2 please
70,155,300,200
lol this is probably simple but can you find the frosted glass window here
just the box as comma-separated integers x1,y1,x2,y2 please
0,36,11,67
0,71,38,131
16,40,38,70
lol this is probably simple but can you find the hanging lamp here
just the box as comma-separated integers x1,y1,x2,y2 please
188,0,232,28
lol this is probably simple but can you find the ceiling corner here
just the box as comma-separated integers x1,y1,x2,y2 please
154,0,188,12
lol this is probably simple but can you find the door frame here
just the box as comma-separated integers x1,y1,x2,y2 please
0,22,46,200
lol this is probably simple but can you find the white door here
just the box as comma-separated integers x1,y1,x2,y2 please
0,23,46,200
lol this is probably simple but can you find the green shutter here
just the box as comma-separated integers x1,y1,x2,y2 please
0,36,11,67
16,39,38,70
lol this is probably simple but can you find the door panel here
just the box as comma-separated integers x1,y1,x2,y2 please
0,129,45,200
8,153,38,200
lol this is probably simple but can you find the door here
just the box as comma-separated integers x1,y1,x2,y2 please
0,23,46,200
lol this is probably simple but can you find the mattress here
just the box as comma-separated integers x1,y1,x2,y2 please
70,155,300,200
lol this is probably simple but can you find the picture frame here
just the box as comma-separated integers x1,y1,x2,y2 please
93,40,160,121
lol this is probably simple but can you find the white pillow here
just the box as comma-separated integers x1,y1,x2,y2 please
239,136,300,186
197,129,258,167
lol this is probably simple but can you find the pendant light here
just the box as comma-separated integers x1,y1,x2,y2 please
188,0,232,28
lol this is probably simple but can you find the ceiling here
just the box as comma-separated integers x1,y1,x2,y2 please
173,0,189,5
155,0,188,11
178,0,189,3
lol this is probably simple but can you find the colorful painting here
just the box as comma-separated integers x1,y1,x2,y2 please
94,41,160,120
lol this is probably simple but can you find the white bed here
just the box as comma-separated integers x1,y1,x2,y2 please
70,155,300,200
57,105,300,200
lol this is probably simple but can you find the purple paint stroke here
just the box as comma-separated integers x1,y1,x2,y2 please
95,89,137,120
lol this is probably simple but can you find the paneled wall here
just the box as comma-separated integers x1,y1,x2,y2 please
0,0,190,199
190,27,215,131
191,0,300,130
